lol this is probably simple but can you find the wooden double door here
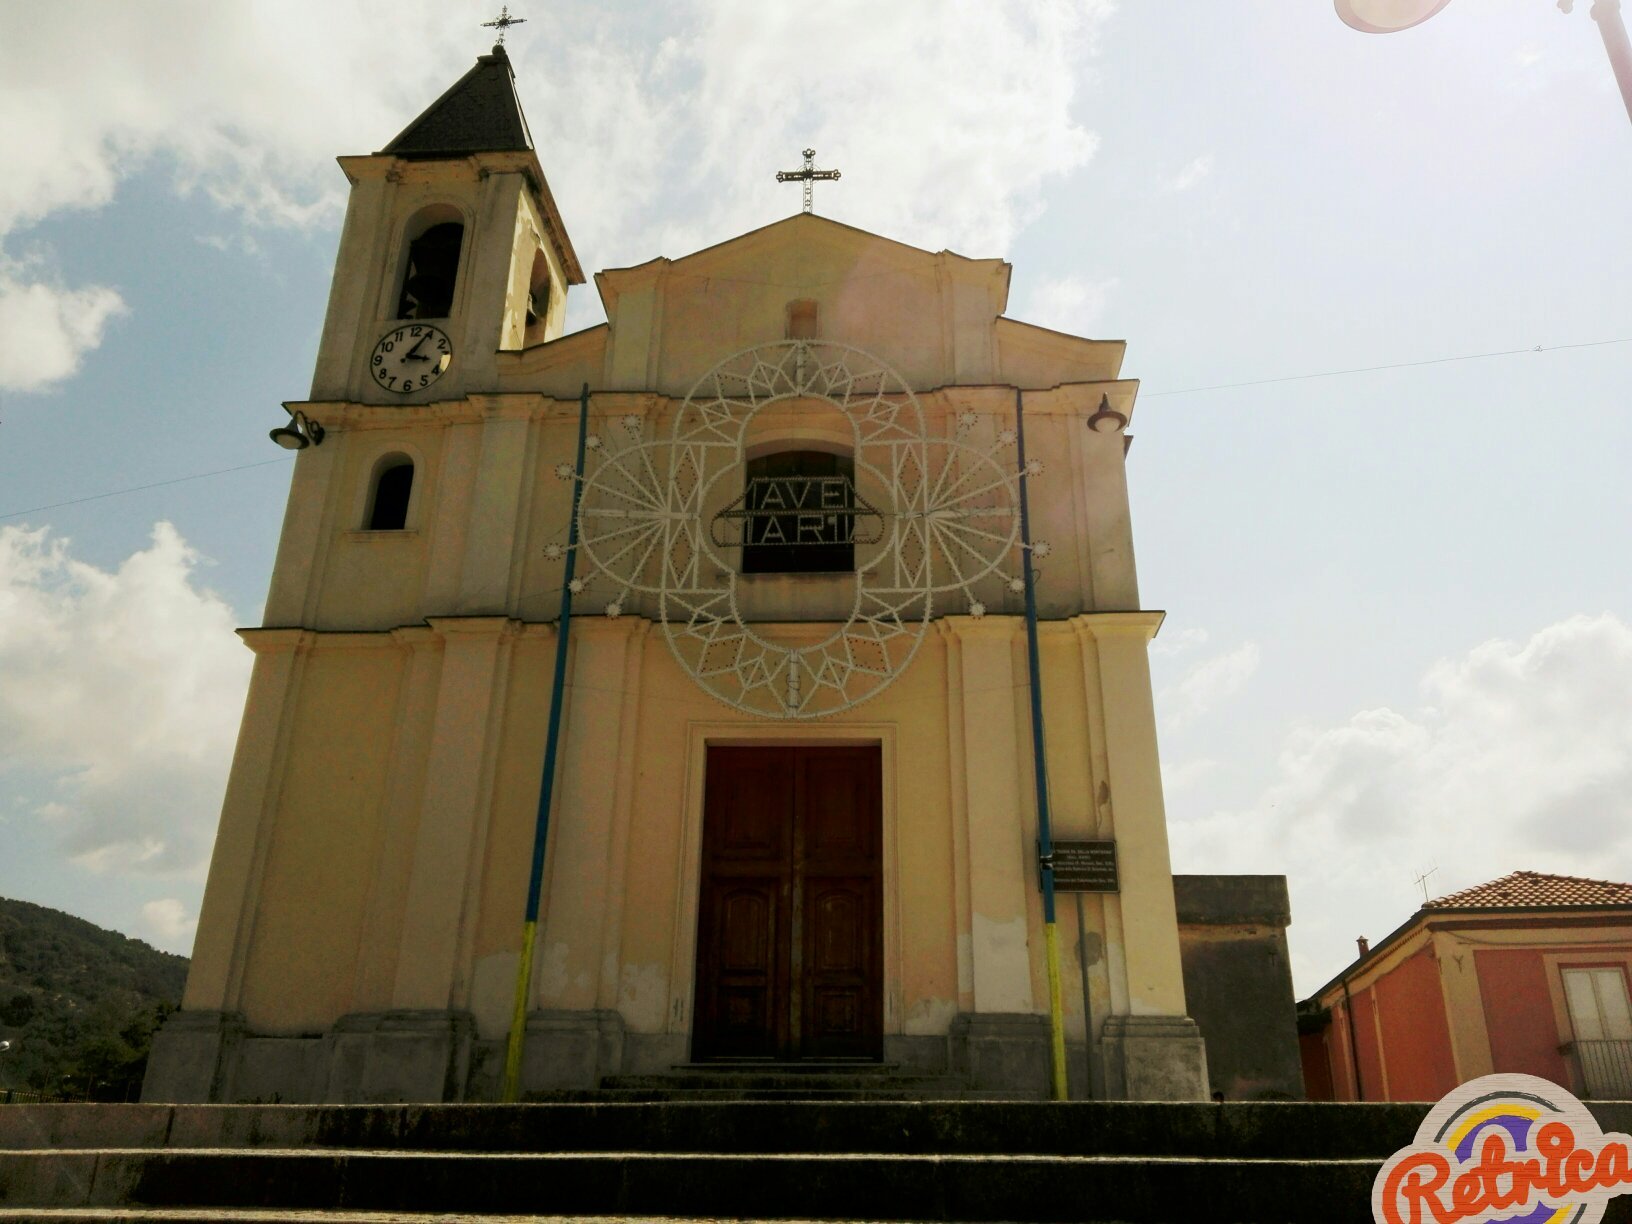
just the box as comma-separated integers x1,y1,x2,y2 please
692,746,883,1061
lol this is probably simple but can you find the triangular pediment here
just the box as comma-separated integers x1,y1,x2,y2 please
584,213,1123,394
596,213,1010,317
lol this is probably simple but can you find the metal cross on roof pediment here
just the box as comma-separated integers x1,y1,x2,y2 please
482,5,526,45
776,148,841,214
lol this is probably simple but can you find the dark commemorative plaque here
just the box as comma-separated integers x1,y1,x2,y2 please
1050,841,1119,893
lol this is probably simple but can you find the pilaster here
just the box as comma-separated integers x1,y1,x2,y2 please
184,629,316,1013
390,617,520,1010
943,616,1034,1014
350,627,443,1010
453,406,531,615
1072,612,1188,1019
263,442,340,627
534,617,649,1011
1079,404,1139,610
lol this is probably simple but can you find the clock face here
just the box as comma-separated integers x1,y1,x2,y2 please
370,324,452,394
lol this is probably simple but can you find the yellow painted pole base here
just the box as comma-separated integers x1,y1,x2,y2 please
1044,921,1069,1101
501,920,538,1103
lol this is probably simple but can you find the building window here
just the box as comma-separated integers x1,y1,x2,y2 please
396,221,463,319
367,459,414,531
1563,966,1632,1099
740,450,854,575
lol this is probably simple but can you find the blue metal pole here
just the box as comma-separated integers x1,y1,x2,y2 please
503,381,590,1101
1016,388,1068,1101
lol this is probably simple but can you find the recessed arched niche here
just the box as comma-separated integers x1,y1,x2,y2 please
365,453,415,531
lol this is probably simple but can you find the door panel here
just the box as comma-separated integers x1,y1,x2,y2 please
693,745,881,1060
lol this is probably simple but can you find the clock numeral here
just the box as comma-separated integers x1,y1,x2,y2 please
386,375,397,387
419,376,429,388
393,329,405,342
410,326,423,337
372,355,383,366
437,339,449,352
382,341,394,352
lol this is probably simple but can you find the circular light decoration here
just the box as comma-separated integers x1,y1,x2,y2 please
557,341,1036,718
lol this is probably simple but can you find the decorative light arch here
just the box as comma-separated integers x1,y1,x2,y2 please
551,340,1043,718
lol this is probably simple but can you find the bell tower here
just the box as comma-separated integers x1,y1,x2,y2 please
308,43,583,403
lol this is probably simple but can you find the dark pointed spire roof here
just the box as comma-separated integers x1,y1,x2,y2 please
379,44,533,158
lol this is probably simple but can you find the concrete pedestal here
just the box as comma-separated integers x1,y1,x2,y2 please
520,1009,625,1092
1100,1014,1209,1101
142,1010,244,1104
323,1011,474,1103
949,1013,1051,1097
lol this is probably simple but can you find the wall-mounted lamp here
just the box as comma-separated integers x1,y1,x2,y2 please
270,407,325,451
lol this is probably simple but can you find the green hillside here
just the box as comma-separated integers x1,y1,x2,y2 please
0,897,188,1100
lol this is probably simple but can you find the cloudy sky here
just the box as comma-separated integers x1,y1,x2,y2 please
1,0,1629,997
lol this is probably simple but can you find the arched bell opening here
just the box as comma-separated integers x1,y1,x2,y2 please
395,206,466,321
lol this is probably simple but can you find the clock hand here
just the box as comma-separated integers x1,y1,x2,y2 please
404,336,430,361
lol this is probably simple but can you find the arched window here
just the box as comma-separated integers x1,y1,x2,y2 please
740,450,854,574
396,221,463,319
367,459,414,531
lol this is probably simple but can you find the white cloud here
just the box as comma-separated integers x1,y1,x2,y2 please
0,258,126,393
674,0,1108,256
0,523,250,875
1,1,1111,385
1163,153,1214,192
1159,642,1261,730
0,2,479,393
141,898,198,949
1018,274,1121,337
1151,625,1211,659
1169,614,1632,995
1162,757,1218,796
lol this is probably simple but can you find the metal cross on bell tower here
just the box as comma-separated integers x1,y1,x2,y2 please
482,5,526,45
776,148,841,214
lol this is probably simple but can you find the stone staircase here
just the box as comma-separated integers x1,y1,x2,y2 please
532,1061,1034,1102
3,1097,1631,1222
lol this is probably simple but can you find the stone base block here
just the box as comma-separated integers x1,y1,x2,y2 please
233,1035,324,1103
1100,1014,1210,1101
621,1031,688,1075
141,1010,244,1103
520,1009,625,1092
883,1034,948,1074
323,1011,474,1104
949,1013,1051,1097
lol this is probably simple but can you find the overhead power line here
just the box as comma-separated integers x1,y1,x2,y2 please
0,458,293,522
1,335,1628,523
1144,336,1632,398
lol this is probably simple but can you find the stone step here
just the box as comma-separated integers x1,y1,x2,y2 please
0,1147,1388,1222
0,1100,1447,1158
0,1218,941,1224
597,1072,977,1091
535,1090,1018,1109
530,1087,1027,1103
668,1060,909,1074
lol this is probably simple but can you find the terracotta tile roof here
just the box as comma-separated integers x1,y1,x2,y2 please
1424,870,1632,910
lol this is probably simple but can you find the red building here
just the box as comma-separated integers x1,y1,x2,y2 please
1300,871,1632,1101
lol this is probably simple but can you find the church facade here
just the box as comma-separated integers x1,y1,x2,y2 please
145,45,1211,1104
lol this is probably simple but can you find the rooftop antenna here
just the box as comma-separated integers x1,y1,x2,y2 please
482,5,526,46
1413,864,1440,903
